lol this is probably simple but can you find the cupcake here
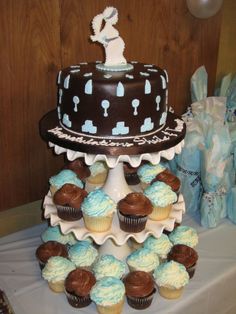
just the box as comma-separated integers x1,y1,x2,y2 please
90,277,125,314
144,181,177,221
53,183,87,221
143,234,173,261
124,271,156,309
151,168,181,192
65,268,96,308
86,161,108,186
64,158,90,182
153,260,189,299
137,162,166,189
41,225,69,245
42,256,75,293
169,226,198,248
81,189,116,233
167,244,198,278
123,162,140,185
126,247,159,274
117,192,153,233
92,254,126,280
68,241,98,269
35,241,68,269
49,169,83,196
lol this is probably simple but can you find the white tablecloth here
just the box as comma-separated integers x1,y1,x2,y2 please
0,214,236,314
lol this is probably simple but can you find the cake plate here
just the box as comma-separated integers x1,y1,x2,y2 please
43,140,185,259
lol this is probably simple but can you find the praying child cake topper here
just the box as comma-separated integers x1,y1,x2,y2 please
90,7,133,71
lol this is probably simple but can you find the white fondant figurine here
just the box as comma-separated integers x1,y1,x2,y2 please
90,7,127,66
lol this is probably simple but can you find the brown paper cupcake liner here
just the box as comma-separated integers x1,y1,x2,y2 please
56,205,83,221
65,289,92,308
118,211,147,233
126,289,156,309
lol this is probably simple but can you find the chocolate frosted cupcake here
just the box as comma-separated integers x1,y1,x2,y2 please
53,183,87,221
64,158,90,182
124,271,156,309
35,241,68,269
151,168,181,192
65,268,96,308
123,162,140,185
167,244,198,278
117,192,153,233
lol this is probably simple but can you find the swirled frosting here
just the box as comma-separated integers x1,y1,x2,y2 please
49,169,83,189
41,226,69,244
117,192,153,216
143,234,173,259
42,256,75,283
167,244,198,268
53,183,87,207
153,261,189,289
169,226,198,248
68,241,98,267
90,277,125,306
65,268,96,296
144,181,177,207
92,255,126,280
35,241,68,263
64,158,90,180
137,163,166,184
89,161,107,177
81,189,116,217
151,169,181,192
126,247,159,272
124,271,155,297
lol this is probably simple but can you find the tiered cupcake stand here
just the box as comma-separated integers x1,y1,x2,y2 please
43,140,185,259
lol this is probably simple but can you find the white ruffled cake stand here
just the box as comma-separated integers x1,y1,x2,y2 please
43,140,185,260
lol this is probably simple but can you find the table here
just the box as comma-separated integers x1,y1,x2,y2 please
0,214,236,314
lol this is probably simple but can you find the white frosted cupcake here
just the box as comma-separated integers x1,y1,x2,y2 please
144,181,177,221
90,277,125,314
153,260,189,299
126,247,159,274
81,188,116,232
143,234,173,261
68,241,98,269
169,226,198,248
137,162,166,189
92,254,126,280
49,169,84,196
42,256,76,293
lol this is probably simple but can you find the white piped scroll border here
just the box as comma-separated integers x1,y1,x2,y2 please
43,192,185,245
48,139,184,168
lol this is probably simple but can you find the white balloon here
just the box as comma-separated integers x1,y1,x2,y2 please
186,0,223,19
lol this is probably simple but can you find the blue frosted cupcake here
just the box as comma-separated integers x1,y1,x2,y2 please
92,254,126,280
90,277,125,314
126,247,159,274
144,181,177,221
49,169,84,196
87,161,108,186
68,241,98,269
137,162,166,189
81,188,116,232
169,226,198,248
143,234,173,261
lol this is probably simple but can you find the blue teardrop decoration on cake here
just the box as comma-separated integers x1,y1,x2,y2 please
140,72,150,77
156,95,161,111
85,79,93,95
101,100,110,117
145,79,151,94
73,96,80,112
147,68,158,73
57,106,61,119
112,122,129,135
140,117,154,132
116,82,124,97
62,114,72,128
160,75,166,89
64,75,70,89
125,74,134,79
84,72,93,77
58,89,63,104
160,111,167,125
132,99,140,116
57,71,62,84
82,120,97,134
